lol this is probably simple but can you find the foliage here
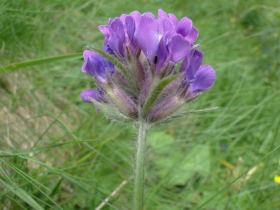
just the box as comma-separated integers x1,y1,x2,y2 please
0,0,280,209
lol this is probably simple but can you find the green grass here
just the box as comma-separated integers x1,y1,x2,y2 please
1,0,280,209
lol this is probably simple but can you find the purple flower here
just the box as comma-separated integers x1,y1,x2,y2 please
99,9,197,74
157,9,198,43
81,9,216,123
135,10,193,72
180,49,216,98
99,13,140,56
82,50,114,85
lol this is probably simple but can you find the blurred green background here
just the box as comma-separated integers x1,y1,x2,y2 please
1,0,280,209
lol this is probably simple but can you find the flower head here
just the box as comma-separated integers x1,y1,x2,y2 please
81,9,216,124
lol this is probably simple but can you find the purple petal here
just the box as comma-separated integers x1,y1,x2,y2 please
82,51,106,79
182,50,203,81
82,50,94,61
168,13,178,26
108,18,125,55
130,11,141,24
82,50,93,74
82,57,94,76
110,18,125,43
158,9,168,18
98,25,110,37
90,56,105,78
190,65,216,92
125,16,135,46
179,52,191,74
185,27,198,43
155,36,169,73
102,57,115,76
119,14,127,24
176,17,193,37
103,42,114,55
125,16,134,38
81,89,103,103
82,51,97,74
157,17,175,36
168,35,190,63
135,12,158,61
108,32,122,55
129,11,141,37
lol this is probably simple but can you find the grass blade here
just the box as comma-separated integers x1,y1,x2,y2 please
0,178,44,210
0,53,82,72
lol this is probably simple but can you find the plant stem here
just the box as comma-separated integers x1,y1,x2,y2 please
133,119,147,210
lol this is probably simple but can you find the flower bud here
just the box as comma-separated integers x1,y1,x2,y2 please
106,87,138,118
148,95,185,122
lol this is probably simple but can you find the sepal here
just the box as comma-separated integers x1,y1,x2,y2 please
89,98,135,123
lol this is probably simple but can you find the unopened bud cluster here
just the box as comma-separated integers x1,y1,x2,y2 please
81,9,216,124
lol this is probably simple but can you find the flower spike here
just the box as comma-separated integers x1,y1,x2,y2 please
81,9,215,123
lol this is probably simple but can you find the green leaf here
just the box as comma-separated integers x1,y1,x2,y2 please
49,178,63,197
149,131,210,186
0,178,44,210
142,74,180,117
0,53,82,72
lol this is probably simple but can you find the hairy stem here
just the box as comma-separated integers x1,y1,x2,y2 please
133,119,147,210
